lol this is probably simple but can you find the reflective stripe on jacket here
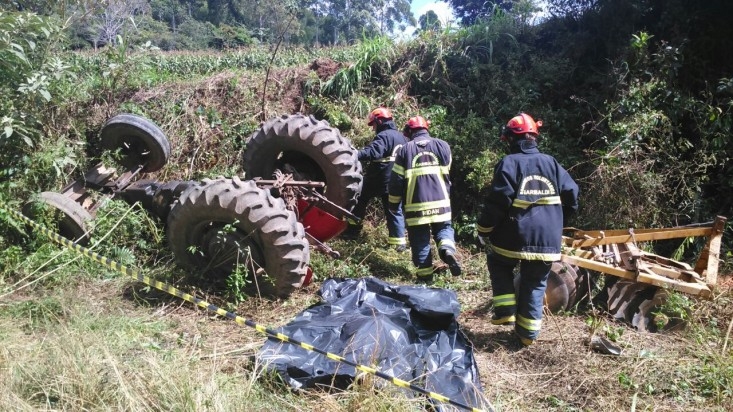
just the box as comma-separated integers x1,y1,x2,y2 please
477,139,579,261
388,130,453,226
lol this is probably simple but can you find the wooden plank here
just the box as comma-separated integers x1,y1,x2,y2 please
564,227,713,247
561,247,596,260
561,255,712,298
569,224,715,238
642,253,693,270
636,271,712,298
694,216,727,286
644,264,692,281
560,255,638,280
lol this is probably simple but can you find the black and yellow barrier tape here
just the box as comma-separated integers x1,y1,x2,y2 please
0,202,491,412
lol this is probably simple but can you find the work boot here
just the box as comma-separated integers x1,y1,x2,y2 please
394,244,407,253
490,314,516,326
443,250,462,277
515,331,535,347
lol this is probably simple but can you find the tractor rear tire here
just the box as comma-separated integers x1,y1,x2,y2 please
101,113,171,173
243,114,362,210
22,191,93,245
166,177,309,298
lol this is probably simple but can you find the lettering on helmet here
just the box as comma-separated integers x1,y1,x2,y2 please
518,175,556,196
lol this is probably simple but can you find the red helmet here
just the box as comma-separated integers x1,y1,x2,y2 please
404,116,430,130
503,113,542,137
368,107,393,126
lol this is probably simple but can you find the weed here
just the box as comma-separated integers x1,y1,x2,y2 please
1,296,65,328
225,262,253,305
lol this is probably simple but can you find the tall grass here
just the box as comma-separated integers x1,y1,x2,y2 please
0,294,271,411
321,36,395,98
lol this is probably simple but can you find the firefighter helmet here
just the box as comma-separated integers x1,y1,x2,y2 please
502,113,542,139
367,107,393,126
404,116,430,130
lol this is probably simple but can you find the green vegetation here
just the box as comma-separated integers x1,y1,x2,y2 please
1,1,733,411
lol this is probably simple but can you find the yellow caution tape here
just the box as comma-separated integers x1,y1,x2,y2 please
0,201,490,412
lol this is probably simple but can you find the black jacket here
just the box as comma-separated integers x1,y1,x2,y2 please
388,130,453,226
358,121,407,192
477,139,579,261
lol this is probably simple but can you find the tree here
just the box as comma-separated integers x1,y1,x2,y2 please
544,0,597,19
311,0,412,45
374,0,414,35
447,0,512,25
77,0,149,48
418,10,442,32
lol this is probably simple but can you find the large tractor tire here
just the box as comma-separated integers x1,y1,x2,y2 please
243,114,362,210
166,177,309,298
100,113,171,173
22,191,93,245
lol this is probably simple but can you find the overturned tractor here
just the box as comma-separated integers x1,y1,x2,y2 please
23,113,362,298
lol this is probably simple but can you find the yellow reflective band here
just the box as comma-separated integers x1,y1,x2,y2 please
491,244,561,261
416,267,434,276
392,164,405,175
406,213,452,226
517,314,542,331
493,294,516,307
404,199,451,212
512,196,562,209
373,157,395,163
388,237,407,245
403,165,451,179
388,195,402,204
477,224,494,234
406,171,418,205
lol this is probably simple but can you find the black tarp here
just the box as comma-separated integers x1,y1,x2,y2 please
258,277,487,411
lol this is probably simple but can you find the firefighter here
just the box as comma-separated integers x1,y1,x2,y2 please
341,107,408,251
389,115,461,282
477,113,579,346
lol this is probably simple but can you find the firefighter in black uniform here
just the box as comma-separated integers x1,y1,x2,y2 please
389,115,461,282
341,107,408,251
477,113,579,346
